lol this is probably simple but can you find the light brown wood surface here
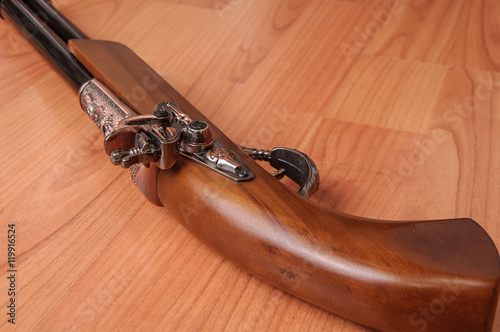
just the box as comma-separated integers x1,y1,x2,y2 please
0,0,499,331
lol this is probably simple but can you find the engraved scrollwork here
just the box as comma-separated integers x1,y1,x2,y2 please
79,79,136,136
130,164,139,186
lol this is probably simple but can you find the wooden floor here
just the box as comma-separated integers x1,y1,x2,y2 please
1,0,499,330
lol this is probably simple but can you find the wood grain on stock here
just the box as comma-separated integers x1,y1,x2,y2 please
1,0,500,331
68,35,500,332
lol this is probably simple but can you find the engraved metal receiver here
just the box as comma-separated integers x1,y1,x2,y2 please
81,79,253,181
79,78,320,197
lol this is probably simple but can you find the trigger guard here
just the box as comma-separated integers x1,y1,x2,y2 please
269,147,320,198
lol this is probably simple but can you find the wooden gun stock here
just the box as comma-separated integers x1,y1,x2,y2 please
69,39,500,332
160,160,500,332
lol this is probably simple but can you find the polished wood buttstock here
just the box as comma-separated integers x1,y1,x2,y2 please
69,39,500,332
158,159,500,332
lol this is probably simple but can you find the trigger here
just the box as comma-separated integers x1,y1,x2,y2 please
241,146,320,198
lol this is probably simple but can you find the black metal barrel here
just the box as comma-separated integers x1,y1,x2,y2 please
0,0,91,86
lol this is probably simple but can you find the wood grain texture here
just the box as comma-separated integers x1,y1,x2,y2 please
0,0,499,331
67,38,500,331
362,0,500,71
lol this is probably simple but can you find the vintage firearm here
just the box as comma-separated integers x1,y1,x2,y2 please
1,1,499,331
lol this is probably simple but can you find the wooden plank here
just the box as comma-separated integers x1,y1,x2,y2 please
324,55,449,133
362,0,500,71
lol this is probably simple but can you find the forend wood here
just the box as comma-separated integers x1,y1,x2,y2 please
68,39,500,332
